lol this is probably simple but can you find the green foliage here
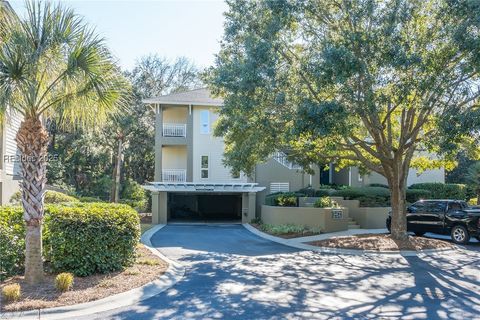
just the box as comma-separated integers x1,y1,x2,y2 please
45,191,79,204
46,55,201,198
2,283,21,302
206,0,480,237
0,1,129,129
297,187,316,197
0,203,140,279
259,224,320,236
409,183,467,200
314,197,338,208
367,183,389,189
465,162,480,202
265,192,303,207
55,273,74,292
0,207,25,281
45,203,140,276
250,217,262,224
120,179,148,212
405,189,432,203
333,187,391,207
78,196,105,203
314,189,332,197
10,190,78,205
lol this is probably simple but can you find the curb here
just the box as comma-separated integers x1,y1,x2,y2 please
242,223,459,257
3,225,185,320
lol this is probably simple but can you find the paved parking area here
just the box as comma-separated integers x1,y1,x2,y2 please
86,225,480,320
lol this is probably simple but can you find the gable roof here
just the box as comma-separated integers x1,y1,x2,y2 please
143,88,223,106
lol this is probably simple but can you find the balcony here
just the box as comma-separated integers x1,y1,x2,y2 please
162,169,187,182
163,123,186,137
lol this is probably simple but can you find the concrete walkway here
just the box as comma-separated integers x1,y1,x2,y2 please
83,224,480,320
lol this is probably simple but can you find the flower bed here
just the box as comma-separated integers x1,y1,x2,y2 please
0,244,167,312
308,234,455,251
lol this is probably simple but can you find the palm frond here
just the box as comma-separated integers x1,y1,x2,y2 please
0,1,129,127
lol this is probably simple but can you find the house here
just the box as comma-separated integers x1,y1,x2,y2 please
143,88,444,224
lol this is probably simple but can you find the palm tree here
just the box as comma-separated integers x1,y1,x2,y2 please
0,2,129,284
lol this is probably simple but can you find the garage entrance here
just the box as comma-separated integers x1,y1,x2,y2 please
146,182,265,224
169,193,242,222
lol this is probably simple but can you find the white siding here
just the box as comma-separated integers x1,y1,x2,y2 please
4,111,22,176
192,106,247,182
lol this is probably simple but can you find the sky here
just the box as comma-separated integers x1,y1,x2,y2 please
9,0,228,71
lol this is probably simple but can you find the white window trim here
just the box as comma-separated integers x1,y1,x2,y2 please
200,155,209,179
200,110,210,134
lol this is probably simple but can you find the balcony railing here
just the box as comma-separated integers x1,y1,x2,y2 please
163,123,186,137
162,169,187,182
272,152,302,170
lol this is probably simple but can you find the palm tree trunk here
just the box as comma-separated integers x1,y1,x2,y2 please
16,117,49,284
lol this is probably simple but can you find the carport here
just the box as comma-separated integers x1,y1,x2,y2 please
144,182,265,224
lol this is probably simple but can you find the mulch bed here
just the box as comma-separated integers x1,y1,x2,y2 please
250,223,320,239
308,234,455,251
0,244,168,312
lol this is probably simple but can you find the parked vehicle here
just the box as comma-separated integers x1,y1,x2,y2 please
386,200,480,244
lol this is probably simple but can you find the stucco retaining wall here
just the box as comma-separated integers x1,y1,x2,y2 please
334,198,390,229
261,205,349,233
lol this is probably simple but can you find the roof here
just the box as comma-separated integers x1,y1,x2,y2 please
143,88,223,106
143,182,265,193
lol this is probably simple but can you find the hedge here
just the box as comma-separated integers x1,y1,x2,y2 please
265,192,305,207
0,207,25,281
409,183,467,200
405,189,432,203
0,203,140,280
46,203,140,276
10,190,79,205
332,187,391,207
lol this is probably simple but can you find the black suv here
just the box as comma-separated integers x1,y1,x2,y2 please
386,200,480,244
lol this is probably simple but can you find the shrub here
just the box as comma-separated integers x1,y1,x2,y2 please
265,192,304,207
367,183,389,188
55,273,74,292
314,197,338,208
2,283,21,302
314,189,333,197
276,194,298,207
78,196,105,203
332,187,390,207
121,179,148,212
0,203,140,279
0,207,25,281
297,187,316,197
406,189,432,203
409,183,467,200
259,223,320,235
10,190,78,205
45,191,79,204
45,203,140,276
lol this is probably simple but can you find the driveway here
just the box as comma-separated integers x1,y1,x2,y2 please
86,225,480,320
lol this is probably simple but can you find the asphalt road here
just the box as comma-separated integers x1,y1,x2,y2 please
85,224,480,320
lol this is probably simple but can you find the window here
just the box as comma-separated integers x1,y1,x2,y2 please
201,155,209,179
232,171,240,179
200,110,210,134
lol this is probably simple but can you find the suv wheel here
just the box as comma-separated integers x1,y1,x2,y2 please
414,231,425,237
451,225,470,245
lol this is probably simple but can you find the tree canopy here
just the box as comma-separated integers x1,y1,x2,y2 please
206,0,480,239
